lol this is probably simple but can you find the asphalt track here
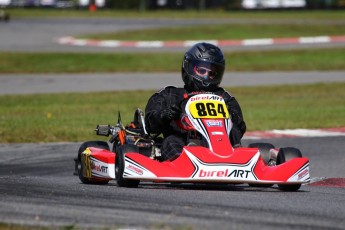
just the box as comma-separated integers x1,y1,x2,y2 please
0,17,344,229
1,71,344,95
1,17,345,53
0,137,344,230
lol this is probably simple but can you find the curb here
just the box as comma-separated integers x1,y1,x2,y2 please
243,127,345,139
307,178,345,188
58,35,345,48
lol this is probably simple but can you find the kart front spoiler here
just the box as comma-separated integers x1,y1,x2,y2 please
122,146,310,185
78,146,310,185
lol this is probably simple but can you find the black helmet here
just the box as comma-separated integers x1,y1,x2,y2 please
182,42,225,92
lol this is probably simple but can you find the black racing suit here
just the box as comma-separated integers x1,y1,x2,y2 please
145,86,246,161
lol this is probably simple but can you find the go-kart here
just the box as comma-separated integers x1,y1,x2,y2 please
74,93,310,191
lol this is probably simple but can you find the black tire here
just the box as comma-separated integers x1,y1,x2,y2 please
115,144,140,188
248,143,275,188
248,142,275,165
77,141,110,185
276,147,302,192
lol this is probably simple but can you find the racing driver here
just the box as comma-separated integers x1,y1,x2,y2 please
145,42,246,161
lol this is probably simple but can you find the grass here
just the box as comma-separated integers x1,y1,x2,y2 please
0,48,344,73
2,8,343,75
80,24,345,41
5,8,345,20
0,82,344,143
0,9,344,143
0,223,78,230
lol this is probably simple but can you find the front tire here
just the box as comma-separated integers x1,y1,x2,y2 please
277,147,302,192
115,144,140,188
77,141,110,185
248,142,275,165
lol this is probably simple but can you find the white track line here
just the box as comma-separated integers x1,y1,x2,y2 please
57,35,345,48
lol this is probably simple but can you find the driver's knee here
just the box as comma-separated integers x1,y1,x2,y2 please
161,135,185,161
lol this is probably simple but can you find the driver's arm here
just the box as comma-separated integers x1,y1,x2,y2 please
144,90,167,134
222,92,247,146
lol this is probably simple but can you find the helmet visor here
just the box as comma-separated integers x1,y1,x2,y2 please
188,60,224,86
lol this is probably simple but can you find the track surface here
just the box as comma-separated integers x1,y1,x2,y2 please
0,17,344,53
0,17,344,229
0,137,344,229
1,71,344,95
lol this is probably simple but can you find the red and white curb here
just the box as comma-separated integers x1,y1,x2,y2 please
307,178,345,188
57,35,345,48
243,127,345,139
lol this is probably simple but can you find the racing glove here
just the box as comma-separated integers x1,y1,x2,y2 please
160,104,181,122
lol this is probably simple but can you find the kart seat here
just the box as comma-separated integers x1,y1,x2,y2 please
131,108,148,135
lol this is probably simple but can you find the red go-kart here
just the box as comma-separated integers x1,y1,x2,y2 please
74,93,310,191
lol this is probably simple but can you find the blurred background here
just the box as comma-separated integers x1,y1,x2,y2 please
0,0,344,143
0,0,344,10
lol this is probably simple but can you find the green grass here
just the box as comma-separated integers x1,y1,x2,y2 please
0,9,344,144
80,24,345,41
1,48,344,73
5,8,345,20
0,223,78,230
0,83,344,143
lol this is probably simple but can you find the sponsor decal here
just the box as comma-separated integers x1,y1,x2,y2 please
207,120,222,127
126,164,143,175
298,168,309,180
190,95,223,102
199,169,229,177
228,169,251,178
211,131,224,135
186,149,260,181
199,169,251,178
91,160,108,174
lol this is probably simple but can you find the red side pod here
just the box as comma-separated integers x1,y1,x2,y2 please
88,147,115,164
86,147,116,179
125,152,196,178
253,157,310,182
187,147,259,164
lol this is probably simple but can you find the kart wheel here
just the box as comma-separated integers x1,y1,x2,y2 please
248,143,275,188
77,141,110,185
276,147,302,192
248,142,275,165
115,144,140,188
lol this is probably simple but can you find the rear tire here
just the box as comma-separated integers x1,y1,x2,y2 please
115,144,140,188
277,147,302,192
77,141,110,185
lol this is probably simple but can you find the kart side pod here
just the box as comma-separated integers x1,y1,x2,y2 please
75,146,116,184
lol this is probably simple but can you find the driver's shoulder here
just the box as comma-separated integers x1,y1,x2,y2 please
157,86,185,94
214,87,233,98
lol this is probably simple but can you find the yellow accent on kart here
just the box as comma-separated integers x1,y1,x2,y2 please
83,147,92,155
82,148,92,178
189,100,229,119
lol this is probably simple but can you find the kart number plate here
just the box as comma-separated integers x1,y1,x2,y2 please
189,100,229,119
